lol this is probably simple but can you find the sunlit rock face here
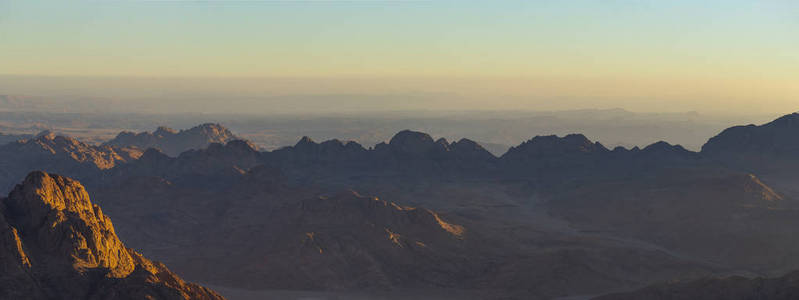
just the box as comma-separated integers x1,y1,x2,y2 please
0,171,225,300
5,171,136,277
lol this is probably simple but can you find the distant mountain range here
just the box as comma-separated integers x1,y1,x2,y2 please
1,113,799,299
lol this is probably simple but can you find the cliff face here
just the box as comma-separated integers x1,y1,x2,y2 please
0,171,224,300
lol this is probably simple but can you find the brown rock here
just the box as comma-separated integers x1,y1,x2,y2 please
0,171,224,300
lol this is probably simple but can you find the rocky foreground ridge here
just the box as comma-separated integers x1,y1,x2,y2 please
0,171,224,300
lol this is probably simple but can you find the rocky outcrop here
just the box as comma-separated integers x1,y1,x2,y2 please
104,123,241,157
0,171,224,300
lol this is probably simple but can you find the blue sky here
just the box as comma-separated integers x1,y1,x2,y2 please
0,0,797,113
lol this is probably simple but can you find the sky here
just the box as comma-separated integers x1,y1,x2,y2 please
0,0,798,114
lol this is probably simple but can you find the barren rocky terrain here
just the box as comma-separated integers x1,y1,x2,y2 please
1,113,799,299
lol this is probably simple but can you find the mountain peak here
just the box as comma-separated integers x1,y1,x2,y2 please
502,133,608,159
0,172,225,299
12,171,91,214
386,130,449,156
195,123,226,130
389,130,436,146
6,171,135,277
34,130,56,140
187,123,234,138
295,136,316,147
153,126,177,136
642,141,687,152
637,141,697,160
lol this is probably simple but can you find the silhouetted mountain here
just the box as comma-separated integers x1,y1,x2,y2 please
0,171,224,300
263,130,497,180
379,130,495,162
702,112,799,158
371,130,497,174
699,112,799,192
269,136,368,166
497,134,699,185
502,134,608,160
104,123,241,156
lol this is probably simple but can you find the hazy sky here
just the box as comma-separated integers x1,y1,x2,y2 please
0,1,797,114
